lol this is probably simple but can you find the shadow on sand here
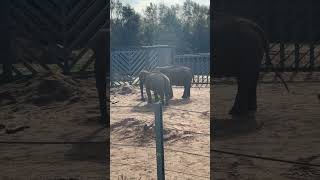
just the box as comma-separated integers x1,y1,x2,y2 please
64,127,107,163
213,117,264,139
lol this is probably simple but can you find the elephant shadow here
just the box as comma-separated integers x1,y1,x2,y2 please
213,117,264,139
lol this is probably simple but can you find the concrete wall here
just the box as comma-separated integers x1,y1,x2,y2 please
143,45,175,67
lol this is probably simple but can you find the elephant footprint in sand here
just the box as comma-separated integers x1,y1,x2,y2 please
139,70,173,105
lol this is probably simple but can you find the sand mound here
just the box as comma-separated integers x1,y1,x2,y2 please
23,73,81,106
111,118,194,145
117,84,136,95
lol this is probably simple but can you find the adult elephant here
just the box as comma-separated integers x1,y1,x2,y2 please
154,65,193,99
212,12,288,118
139,70,173,105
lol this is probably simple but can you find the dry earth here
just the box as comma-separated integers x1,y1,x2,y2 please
110,86,210,179
1,71,319,180
213,73,320,180
0,73,107,179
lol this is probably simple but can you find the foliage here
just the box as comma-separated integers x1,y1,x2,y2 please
110,0,210,54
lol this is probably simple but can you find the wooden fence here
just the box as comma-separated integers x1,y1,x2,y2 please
0,0,108,79
111,47,159,86
262,43,320,72
110,47,211,87
174,53,210,85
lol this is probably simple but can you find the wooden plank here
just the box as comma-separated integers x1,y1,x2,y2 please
80,54,95,72
68,5,108,50
12,65,23,76
21,61,38,75
69,48,89,69
65,0,94,27
66,0,105,46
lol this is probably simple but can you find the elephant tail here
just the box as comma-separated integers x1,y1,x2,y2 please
246,20,290,93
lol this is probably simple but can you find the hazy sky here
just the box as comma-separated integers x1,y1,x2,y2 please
119,0,210,14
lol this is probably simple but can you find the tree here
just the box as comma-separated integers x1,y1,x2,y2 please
142,3,158,45
110,0,210,53
110,1,141,47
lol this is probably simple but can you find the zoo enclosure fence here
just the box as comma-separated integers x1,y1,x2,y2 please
1,104,319,178
110,104,320,178
110,47,210,87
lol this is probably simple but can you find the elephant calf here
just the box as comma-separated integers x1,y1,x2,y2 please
139,70,173,105
154,65,193,99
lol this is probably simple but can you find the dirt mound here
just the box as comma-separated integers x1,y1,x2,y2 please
111,118,194,145
23,73,81,106
117,84,136,95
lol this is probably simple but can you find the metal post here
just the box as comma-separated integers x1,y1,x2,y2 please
153,102,165,180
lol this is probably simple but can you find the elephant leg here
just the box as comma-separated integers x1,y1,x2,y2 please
140,81,145,101
182,83,188,99
186,82,191,98
229,75,250,116
160,93,166,105
146,88,152,104
248,74,259,112
169,85,173,99
154,91,159,102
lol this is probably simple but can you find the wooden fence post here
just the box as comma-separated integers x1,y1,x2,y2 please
154,102,165,180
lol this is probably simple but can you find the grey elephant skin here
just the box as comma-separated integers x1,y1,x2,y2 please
213,12,284,116
139,70,173,105
154,65,193,99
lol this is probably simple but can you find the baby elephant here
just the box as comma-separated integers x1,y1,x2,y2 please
139,70,173,105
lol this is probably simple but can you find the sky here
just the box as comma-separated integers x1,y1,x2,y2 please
119,0,210,14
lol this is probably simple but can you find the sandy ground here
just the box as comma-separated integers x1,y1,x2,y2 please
213,76,320,179
110,86,210,179
0,73,107,179
1,71,319,179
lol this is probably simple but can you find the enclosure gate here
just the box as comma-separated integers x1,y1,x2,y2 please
0,0,108,78
111,47,159,86
174,53,210,85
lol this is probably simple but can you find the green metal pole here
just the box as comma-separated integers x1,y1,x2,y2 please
154,102,165,180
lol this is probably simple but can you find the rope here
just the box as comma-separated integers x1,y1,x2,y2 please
112,143,209,158
212,149,320,167
112,143,320,167
0,140,106,144
167,106,209,114
111,104,209,114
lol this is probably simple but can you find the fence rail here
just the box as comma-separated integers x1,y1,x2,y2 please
0,0,108,78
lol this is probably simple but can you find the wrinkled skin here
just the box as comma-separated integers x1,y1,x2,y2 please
154,65,193,99
213,13,268,117
139,70,172,105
